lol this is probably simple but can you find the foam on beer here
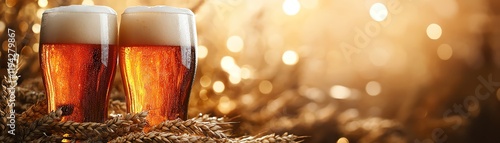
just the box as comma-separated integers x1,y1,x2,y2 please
40,5,117,44
119,6,197,47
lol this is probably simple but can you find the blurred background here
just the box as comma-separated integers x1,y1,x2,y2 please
1,0,500,142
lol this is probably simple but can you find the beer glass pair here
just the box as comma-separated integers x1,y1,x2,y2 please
39,5,197,126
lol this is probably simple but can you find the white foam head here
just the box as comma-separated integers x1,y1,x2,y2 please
40,5,117,45
119,6,197,47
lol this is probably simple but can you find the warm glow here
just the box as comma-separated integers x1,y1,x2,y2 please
433,0,458,18
199,89,208,100
19,22,28,33
226,36,244,53
4,1,497,141
198,45,208,59
241,94,254,105
82,0,94,5
221,56,236,72
300,0,318,9
199,75,211,87
229,74,241,84
32,23,41,33
427,23,442,40
220,56,241,79
36,9,45,19
218,96,236,114
337,137,349,143
366,81,382,96
282,50,299,65
0,21,4,33
369,3,388,22
496,88,500,101
240,65,253,79
330,85,351,99
259,80,273,94
283,0,301,16
38,0,48,8
369,48,390,67
437,44,453,60
5,0,17,7
32,43,39,53
221,56,235,68
213,81,225,93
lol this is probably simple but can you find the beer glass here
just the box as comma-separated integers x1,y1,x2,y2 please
40,5,118,122
119,6,197,126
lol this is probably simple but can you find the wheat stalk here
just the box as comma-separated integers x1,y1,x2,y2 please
108,99,127,115
150,118,230,139
17,99,48,126
18,108,63,141
109,131,232,143
238,132,302,143
47,111,148,141
32,135,64,143
16,87,45,104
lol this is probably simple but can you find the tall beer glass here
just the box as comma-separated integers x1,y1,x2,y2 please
119,6,197,126
39,5,118,122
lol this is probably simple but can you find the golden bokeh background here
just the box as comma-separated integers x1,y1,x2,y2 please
1,0,500,142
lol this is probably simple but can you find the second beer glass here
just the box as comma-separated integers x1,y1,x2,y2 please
119,6,197,126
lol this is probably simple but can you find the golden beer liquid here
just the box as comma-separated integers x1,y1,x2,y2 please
40,44,117,122
120,45,196,127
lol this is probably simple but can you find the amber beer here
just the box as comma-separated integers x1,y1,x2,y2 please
119,6,197,126
39,5,117,122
